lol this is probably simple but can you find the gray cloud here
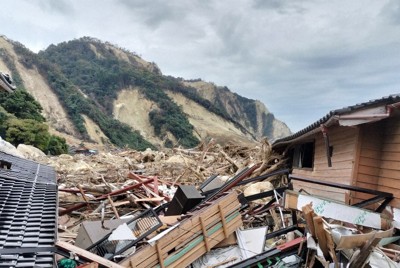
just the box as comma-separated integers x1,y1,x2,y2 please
1,0,400,132
118,0,185,28
252,0,307,14
36,0,75,15
381,0,400,25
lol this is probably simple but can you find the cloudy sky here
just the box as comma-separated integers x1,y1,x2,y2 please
1,0,400,132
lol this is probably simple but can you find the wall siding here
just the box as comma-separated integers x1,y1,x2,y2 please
292,126,357,203
353,115,400,208
352,121,383,206
378,116,400,208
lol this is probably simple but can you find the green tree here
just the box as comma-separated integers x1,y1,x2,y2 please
47,135,68,155
0,108,9,138
5,118,50,151
0,89,45,122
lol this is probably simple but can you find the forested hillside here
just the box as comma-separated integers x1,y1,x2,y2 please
10,41,155,150
40,38,202,148
0,35,291,151
0,88,67,155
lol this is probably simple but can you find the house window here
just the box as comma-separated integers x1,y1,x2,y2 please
293,142,314,169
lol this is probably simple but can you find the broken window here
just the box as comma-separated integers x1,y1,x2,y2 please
292,141,314,169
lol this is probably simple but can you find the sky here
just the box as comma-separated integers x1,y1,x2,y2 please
1,0,400,133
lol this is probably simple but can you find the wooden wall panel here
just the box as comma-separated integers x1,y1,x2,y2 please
377,116,400,208
353,115,400,209
290,114,400,208
352,122,383,204
292,126,357,203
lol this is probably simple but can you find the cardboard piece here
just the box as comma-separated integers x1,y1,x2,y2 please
333,227,394,250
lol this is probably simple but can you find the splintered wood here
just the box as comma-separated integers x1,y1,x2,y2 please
120,191,243,268
53,139,286,224
31,139,290,267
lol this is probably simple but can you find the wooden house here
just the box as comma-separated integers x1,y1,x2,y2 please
273,94,400,209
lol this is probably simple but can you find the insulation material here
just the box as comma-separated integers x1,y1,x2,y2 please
191,246,242,268
297,194,382,229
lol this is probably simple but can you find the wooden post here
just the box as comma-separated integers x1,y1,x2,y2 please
156,243,165,268
324,228,339,268
153,176,159,195
218,204,228,238
78,184,93,210
313,216,330,260
199,216,211,252
302,204,316,238
107,195,120,219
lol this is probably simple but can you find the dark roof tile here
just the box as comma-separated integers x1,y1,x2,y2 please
273,94,400,145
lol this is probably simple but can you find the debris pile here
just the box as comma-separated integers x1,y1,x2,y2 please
3,138,400,267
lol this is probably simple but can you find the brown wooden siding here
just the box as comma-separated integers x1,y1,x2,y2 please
353,115,400,208
292,126,357,203
378,116,400,208
352,121,383,206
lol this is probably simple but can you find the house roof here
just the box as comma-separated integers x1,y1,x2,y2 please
0,152,57,267
273,94,400,147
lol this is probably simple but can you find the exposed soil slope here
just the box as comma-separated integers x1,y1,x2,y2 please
113,88,172,147
0,36,77,136
167,91,256,145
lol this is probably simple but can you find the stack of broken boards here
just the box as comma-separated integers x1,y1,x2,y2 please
285,190,397,267
120,191,242,268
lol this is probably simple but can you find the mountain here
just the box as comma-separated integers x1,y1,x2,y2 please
0,35,291,150
182,80,290,141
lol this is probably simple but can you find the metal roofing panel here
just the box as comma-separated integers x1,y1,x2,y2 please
0,152,57,267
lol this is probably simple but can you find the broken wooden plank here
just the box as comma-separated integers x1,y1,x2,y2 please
60,178,154,216
349,237,380,268
107,195,120,219
218,204,228,238
125,205,241,268
120,191,242,268
77,262,99,268
168,216,242,268
56,240,124,268
78,184,93,210
156,243,165,268
199,216,210,252
302,204,316,238
125,215,242,268
313,216,330,260
134,197,165,203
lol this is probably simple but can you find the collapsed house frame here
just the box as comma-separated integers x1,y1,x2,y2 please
2,94,400,267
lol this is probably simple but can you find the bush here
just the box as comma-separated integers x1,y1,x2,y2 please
47,135,68,155
0,89,45,122
5,118,50,151
4,118,68,155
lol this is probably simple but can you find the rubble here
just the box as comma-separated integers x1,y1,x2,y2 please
2,136,400,267
16,143,46,158
42,140,395,267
